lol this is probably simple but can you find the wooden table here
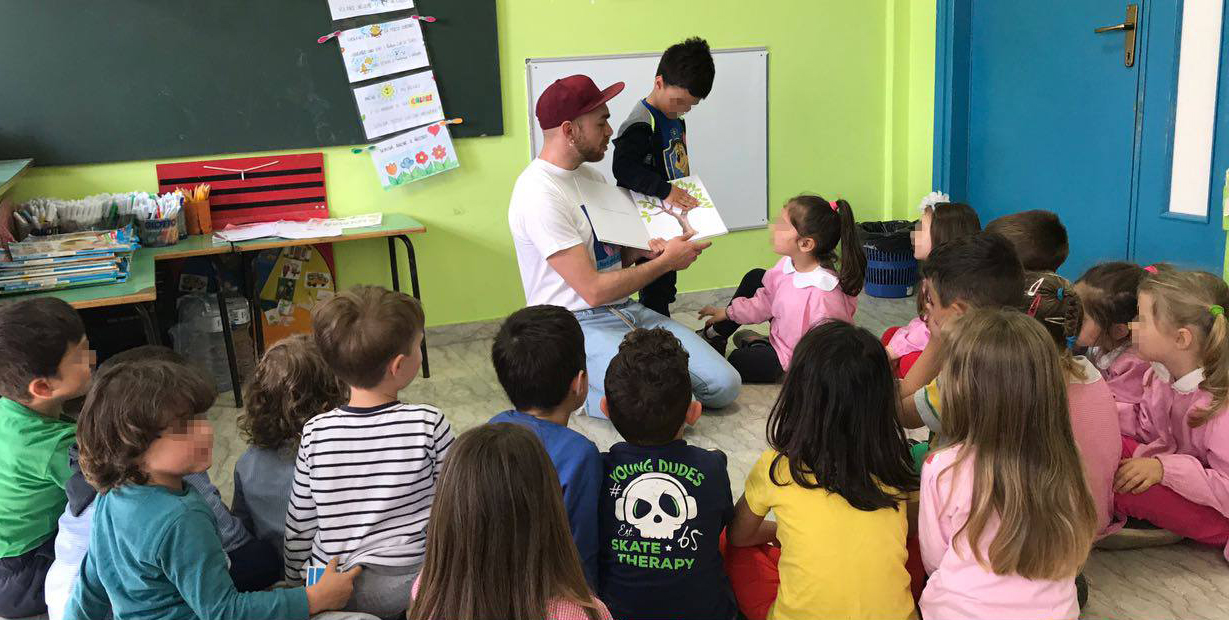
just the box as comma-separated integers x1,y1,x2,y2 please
4,215,429,406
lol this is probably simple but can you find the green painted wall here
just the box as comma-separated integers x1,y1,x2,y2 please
11,0,939,326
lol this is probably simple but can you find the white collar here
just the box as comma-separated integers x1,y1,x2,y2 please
1069,356,1103,385
782,257,838,291
1173,368,1206,393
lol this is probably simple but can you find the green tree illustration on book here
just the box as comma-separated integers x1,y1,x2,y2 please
636,181,712,236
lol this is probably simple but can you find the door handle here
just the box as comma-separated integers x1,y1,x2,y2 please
1095,4,1138,67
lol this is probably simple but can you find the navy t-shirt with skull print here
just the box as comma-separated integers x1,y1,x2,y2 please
599,440,737,620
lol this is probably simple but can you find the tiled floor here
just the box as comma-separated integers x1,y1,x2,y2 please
201,290,1229,620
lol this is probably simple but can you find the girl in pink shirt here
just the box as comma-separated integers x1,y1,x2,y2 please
1109,269,1229,561
407,424,612,620
698,195,865,383
882,197,981,378
1074,261,1153,406
919,309,1098,620
1022,272,1124,539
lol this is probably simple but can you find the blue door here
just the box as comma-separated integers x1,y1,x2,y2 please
935,0,1227,277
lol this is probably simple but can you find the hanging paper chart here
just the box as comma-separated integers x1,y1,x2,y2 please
327,0,415,20
338,18,429,83
371,123,459,189
353,71,444,139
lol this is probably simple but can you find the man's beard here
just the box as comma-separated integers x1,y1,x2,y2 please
574,132,606,162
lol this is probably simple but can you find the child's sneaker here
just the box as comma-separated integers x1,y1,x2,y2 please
732,329,769,349
696,327,728,356
1095,518,1184,550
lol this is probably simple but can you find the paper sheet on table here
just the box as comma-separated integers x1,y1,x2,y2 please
338,18,429,83
353,71,444,140
573,178,651,251
327,0,414,20
574,176,726,251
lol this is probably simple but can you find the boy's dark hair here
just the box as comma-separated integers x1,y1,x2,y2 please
985,209,1069,271
492,305,585,412
100,344,184,369
766,320,917,511
657,37,715,99
604,328,691,445
312,285,425,389
924,231,1025,309
77,358,216,492
240,334,347,451
0,297,86,401
788,195,867,296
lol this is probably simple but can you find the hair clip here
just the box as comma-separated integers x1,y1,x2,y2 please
1211,305,1224,317
829,200,839,212
1056,287,1064,300
1066,335,1076,349
1026,294,1042,317
1026,277,1045,297
1144,265,1159,274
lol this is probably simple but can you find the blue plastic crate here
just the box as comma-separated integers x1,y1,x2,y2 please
864,246,918,298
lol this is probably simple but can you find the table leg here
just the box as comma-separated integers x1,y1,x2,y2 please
388,235,430,379
134,302,161,346
210,257,243,407
243,251,266,358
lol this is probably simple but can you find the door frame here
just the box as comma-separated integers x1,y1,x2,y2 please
932,0,1229,267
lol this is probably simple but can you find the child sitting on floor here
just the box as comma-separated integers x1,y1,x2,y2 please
408,424,612,620
1107,269,1229,560
67,358,359,619
286,285,454,618
698,194,866,383
489,305,600,588
598,328,737,620
1075,261,1153,406
918,309,1098,620
0,298,90,619
45,346,281,620
882,194,981,377
234,334,347,559
1020,272,1123,539
726,320,918,620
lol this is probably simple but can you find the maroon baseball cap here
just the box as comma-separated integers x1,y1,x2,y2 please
536,75,625,130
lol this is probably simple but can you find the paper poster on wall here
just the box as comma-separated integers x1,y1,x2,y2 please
338,18,429,83
353,71,444,139
370,123,460,188
327,0,414,20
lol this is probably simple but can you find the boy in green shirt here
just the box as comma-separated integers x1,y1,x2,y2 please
0,297,92,618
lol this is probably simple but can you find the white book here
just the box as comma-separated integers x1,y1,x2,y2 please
574,176,727,251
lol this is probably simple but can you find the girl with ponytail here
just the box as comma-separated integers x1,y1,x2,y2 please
1021,272,1123,539
698,195,866,383
1107,268,1229,560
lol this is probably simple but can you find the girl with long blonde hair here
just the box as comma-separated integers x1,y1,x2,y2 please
919,309,1097,620
407,424,611,620
1109,269,1229,559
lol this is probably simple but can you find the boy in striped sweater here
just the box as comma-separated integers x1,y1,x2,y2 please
285,286,454,619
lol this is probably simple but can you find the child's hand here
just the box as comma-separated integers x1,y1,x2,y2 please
698,305,727,326
647,237,667,258
1114,457,1164,494
666,186,700,210
305,558,362,615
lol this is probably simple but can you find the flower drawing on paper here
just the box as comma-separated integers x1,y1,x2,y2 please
401,157,414,169
385,163,398,176
415,151,429,165
432,145,447,160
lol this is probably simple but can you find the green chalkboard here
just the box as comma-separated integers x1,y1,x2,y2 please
0,0,501,165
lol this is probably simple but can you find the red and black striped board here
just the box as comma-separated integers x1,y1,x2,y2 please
156,153,329,228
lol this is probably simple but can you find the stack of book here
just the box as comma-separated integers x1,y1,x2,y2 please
0,229,138,295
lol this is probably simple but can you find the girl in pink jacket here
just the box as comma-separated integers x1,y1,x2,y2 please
1111,269,1229,562
698,194,865,383
1074,261,1154,406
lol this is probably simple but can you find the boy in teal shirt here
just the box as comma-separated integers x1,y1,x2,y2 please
0,298,91,618
66,356,360,619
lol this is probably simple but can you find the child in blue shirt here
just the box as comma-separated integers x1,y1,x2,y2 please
489,305,601,587
66,356,359,620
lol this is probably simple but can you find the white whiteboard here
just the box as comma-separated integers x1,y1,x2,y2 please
526,48,768,231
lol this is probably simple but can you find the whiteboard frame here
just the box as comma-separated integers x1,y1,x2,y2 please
525,47,769,232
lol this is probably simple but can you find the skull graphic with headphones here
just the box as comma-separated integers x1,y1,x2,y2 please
614,473,698,540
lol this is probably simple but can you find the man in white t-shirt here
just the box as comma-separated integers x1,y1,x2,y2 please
509,74,740,417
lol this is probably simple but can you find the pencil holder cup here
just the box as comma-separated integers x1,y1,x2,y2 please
185,198,212,235
137,217,179,247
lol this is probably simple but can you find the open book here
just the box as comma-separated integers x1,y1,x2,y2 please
574,176,727,251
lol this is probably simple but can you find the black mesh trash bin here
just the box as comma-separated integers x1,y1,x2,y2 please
859,220,918,298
